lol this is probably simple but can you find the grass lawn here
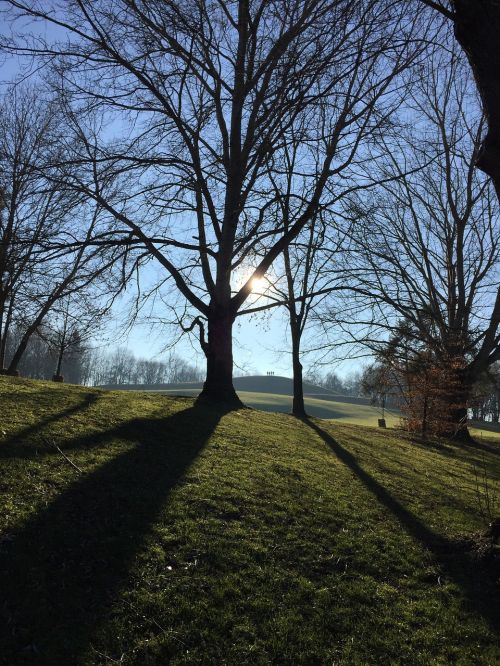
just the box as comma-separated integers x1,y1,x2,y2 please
152,388,400,426
0,376,499,665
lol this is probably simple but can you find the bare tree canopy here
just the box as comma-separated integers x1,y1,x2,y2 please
0,85,119,374
330,51,500,437
0,0,425,403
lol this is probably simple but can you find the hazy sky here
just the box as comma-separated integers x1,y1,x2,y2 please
103,260,357,379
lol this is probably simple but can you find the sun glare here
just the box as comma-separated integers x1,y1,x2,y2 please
251,276,267,292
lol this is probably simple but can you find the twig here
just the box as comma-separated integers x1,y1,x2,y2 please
90,646,125,663
45,438,83,474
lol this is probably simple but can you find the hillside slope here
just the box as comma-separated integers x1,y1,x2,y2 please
152,388,398,425
0,376,499,665
100,374,372,405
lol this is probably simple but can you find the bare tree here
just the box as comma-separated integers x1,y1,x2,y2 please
41,292,108,381
360,362,398,420
0,85,120,375
248,122,346,416
252,210,338,416
335,53,500,439
0,86,66,371
1,0,423,404
5,202,121,375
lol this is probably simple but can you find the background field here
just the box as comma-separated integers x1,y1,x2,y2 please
103,374,396,425
157,388,400,425
107,375,499,438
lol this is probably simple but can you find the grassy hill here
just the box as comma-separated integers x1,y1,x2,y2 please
103,374,395,424
0,376,499,665
101,374,372,404
155,388,400,426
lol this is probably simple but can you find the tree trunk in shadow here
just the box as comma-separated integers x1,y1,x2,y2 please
453,0,500,198
443,367,474,443
197,312,243,408
446,405,475,443
291,326,307,418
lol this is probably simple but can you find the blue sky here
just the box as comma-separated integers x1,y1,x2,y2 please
102,267,358,379
0,18,361,380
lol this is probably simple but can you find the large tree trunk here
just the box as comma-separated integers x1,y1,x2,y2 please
197,311,242,407
446,405,474,442
452,0,500,197
442,364,474,442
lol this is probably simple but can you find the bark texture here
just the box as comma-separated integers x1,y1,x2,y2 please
453,0,500,196
291,326,307,417
197,313,243,407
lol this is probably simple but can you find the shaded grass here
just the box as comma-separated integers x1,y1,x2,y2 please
0,376,499,665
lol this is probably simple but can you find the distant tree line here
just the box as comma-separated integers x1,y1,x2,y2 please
470,365,500,423
6,331,204,388
90,349,204,387
303,368,364,398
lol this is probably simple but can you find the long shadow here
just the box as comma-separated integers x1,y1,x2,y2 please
0,403,228,664
305,418,500,633
408,433,500,459
0,391,101,460
342,430,500,482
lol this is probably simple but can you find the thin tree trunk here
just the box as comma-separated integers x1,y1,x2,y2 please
422,392,428,439
197,311,242,407
0,297,4,370
290,322,306,418
7,327,34,375
55,345,64,378
0,294,14,370
7,301,53,374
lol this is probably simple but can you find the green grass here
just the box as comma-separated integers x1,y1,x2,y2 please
0,376,499,665
158,387,495,438
470,420,500,441
153,388,401,426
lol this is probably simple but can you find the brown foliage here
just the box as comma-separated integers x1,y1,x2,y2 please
399,354,469,438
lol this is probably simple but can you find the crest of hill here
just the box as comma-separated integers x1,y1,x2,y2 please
100,374,370,405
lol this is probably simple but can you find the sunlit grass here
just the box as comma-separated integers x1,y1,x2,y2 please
0,376,498,665
154,387,400,426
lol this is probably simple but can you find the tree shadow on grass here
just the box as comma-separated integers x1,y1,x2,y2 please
0,391,101,460
304,418,500,633
0,402,228,664
408,433,500,459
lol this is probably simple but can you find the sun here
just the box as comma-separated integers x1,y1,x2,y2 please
251,276,267,292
